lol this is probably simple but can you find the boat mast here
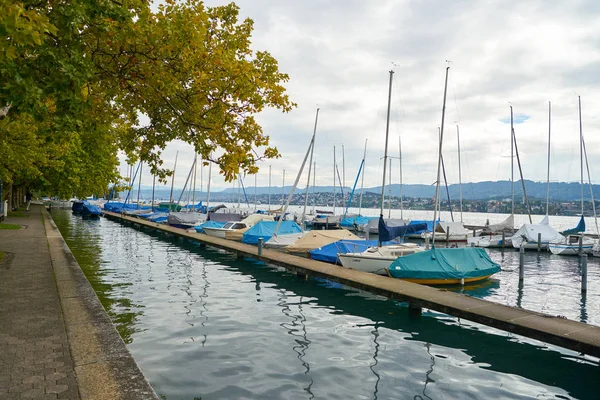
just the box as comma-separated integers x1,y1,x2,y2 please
168,152,178,214
281,169,285,207
432,66,450,247
359,139,368,215
399,136,403,219
302,108,319,226
151,173,156,212
192,154,197,210
380,70,394,217
511,107,514,218
206,155,212,212
342,144,346,207
581,107,599,235
136,162,142,209
312,161,316,214
457,125,463,223
388,158,392,219
546,101,551,216
579,95,584,216
333,145,337,214
511,107,533,223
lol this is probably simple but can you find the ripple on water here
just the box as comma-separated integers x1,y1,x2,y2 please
51,211,599,400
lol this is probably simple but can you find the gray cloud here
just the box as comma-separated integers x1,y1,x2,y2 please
135,0,600,193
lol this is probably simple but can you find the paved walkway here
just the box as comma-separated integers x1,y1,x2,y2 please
0,205,158,399
0,205,79,399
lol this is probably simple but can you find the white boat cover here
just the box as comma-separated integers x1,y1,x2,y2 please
484,214,514,233
511,216,563,247
168,212,205,226
241,213,275,226
265,232,306,249
366,218,409,233
434,221,470,235
286,230,360,253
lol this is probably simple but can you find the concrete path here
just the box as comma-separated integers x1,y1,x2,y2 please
0,205,158,399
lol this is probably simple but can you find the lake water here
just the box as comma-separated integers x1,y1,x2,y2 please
51,209,599,400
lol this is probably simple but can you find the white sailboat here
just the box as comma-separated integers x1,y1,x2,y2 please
338,70,423,275
550,97,593,255
511,103,562,250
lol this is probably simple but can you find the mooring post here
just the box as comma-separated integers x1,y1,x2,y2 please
472,229,476,239
502,232,506,248
470,242,475,247
519,245,525,282
408,302,422,318
366,230,370,241
258,238,263,256
446,227,450,248
581,253,588,293
537,233,542,252
425,235,430,250
578,235,583,255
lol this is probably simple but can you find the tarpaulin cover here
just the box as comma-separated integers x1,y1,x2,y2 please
309,239,396,264
242,221,302,245
388,247,500,280
511,215,563,247
365,217,409,233
81,202,101,216
339,215,377,229
194,220,226,233
561,215,586,236
378,215,427,241
408,220,437,234
286,230,360,253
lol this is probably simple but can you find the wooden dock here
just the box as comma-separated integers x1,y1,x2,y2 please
103,211,600,358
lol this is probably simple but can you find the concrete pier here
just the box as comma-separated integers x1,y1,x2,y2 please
104,210,600,358
0,205,158,399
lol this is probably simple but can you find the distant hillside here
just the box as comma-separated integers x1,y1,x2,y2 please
121,180,598,202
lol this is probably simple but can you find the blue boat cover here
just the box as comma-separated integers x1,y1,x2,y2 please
378,215,428,241
388,247,500,280
103,202,143,213
71,201,84,213
561,215,585,236
147,212,168,223
309,239,398,264
81,202,101,216
194,220,226,233
408,219,437,234
339,215,377,229
241,221,302,245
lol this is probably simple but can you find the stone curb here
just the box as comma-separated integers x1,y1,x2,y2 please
44,209,159,400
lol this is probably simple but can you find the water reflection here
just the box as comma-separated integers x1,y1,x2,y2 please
52,210,600,400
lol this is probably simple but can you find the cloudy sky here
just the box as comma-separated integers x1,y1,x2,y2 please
127,0,600,192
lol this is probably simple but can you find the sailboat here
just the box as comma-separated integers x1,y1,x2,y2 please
468,115,516,248
511,102,563,250
338,70,425,275
549,97,594,255
167,154,207,229
388,66,500,285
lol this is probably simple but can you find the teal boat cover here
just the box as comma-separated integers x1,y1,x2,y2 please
242,221,302,245
560,215,585,236
194,220,226,233
388,247,500,280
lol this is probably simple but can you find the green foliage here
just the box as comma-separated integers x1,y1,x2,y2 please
0,223,21,229
0,0,294,197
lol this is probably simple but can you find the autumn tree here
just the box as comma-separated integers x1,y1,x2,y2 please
0,0,294,198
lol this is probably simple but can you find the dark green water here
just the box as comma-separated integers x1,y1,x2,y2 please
52,210,599,400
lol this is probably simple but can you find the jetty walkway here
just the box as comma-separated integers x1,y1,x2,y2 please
0,205,158,400
105,210,600,359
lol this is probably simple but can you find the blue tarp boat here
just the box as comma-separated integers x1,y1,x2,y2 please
103,202,142,213
241,220,302,245
71,201,84,214
147,212,169,223
339,215,377,230
309,239,398,264
378,215,428,241
194,220,226,233
81,202,101,218
387,247,500,284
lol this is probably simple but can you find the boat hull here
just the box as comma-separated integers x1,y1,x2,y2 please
391,274,495,285
202,227,228,238
337,254,393,275
548,244,593,255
